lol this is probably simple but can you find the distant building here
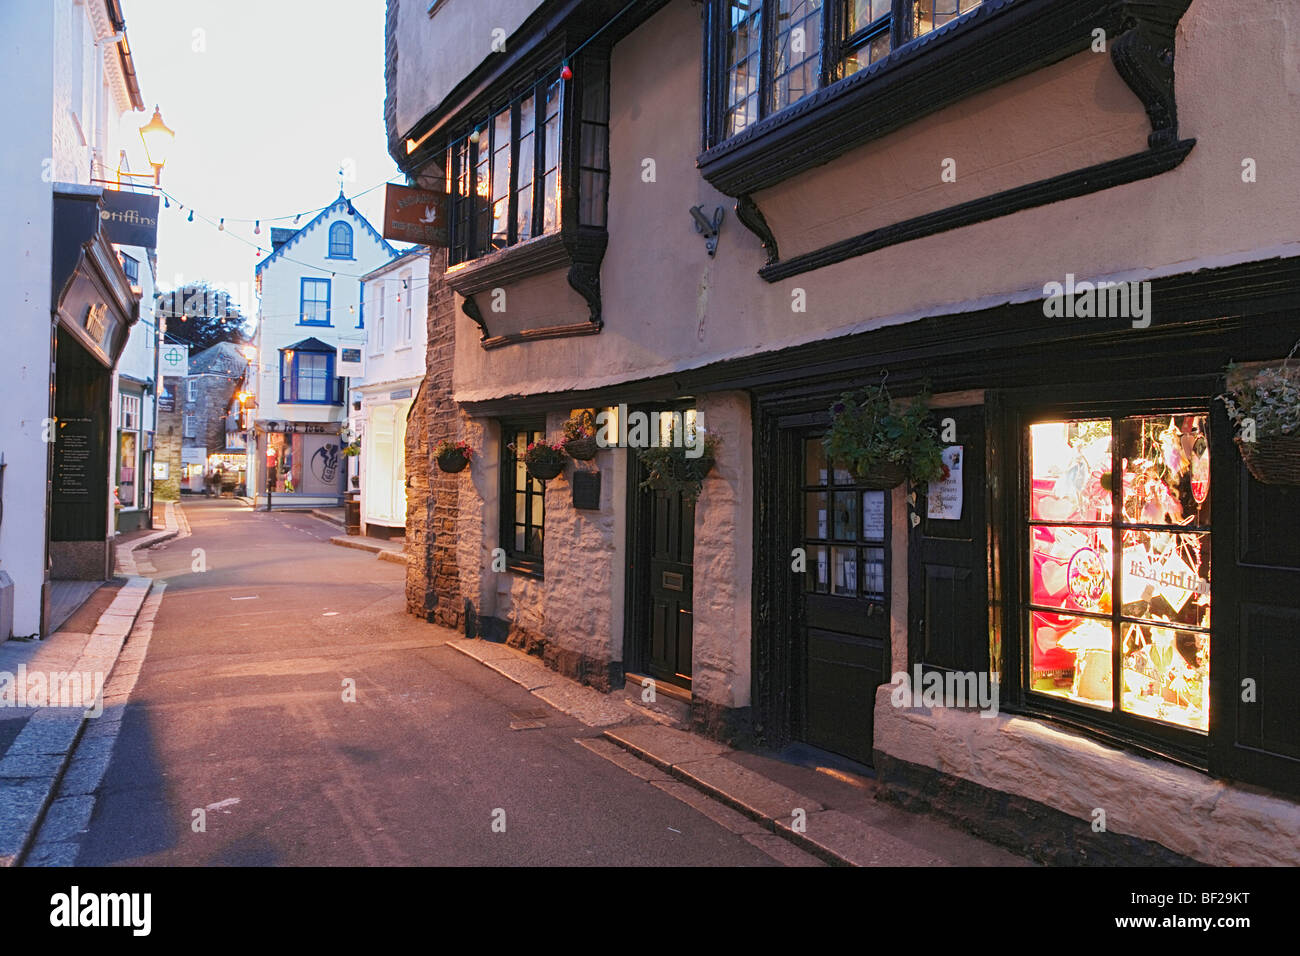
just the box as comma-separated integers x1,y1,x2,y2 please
354,249,428,536
246,193,397,508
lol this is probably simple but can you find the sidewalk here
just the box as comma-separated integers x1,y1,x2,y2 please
447,634,1030,867
329,533,407,565
0,577,152,866
0,501,181,866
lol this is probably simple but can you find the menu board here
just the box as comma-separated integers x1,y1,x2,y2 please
53,417,95,499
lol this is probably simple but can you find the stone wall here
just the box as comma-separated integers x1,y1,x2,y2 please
153,377,182,500
405,244,464,630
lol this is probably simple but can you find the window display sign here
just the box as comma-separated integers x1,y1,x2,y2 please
926,445,963,520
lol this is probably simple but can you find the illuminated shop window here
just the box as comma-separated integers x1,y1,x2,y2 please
1027,414,1211,733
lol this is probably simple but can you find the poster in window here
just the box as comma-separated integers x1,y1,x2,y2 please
926,445,963,520
118,432,137,508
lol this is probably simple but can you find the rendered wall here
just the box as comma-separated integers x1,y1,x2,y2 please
449,0,1300,405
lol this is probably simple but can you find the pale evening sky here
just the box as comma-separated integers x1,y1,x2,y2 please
118,0,403,323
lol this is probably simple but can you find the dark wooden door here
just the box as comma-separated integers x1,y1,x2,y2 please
646,484,695,688
799,433,890,765
909,405,988,675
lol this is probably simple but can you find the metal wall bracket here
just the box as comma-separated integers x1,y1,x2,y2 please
690,205,724,257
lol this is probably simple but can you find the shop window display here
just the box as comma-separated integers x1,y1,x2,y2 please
1027,415,1211,732
266,432,304,494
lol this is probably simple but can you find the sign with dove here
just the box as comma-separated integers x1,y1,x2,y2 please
382,184,447,247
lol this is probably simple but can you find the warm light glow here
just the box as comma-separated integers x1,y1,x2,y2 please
138,105,175,174
241,345,257,362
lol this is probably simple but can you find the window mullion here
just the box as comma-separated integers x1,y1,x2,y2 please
533,80,544,237
508,100,519,246
759,0,774,120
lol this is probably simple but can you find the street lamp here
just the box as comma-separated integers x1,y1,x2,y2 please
138,105,175,185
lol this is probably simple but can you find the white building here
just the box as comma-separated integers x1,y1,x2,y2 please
354,249,428,536
247,193,397,509
112,240,159,533
0,0,156,637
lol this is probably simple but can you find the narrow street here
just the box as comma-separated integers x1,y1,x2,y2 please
68,500,788,866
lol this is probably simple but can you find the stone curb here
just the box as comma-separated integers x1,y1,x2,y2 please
310,509,344,527
602,725,862,867
328,535,408,564
0,577,153,867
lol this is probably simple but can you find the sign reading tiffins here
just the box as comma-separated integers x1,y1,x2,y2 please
382,184,447,246
99,190,160,248
257,421,342,435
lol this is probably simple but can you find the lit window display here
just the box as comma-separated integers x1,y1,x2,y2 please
266,432,304,494
1027,414,1210,732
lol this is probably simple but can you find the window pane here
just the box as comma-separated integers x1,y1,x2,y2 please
1030,524,1112,613
1120,623,1208,732
1118,414,1210,527
805,491,828,539
724,0,762,137
491,108,512,248
842,28,892,76
846,0,891,31
831,491,857,540
914,0,982,37
831,546,857,596
1028,612,1113,709
805,437,828,485
862,546,885,599
861,490,886,541
474,137,491,256
1029,419,1112,522
517,96,536,241
807,545,829,593
771,0,822,114
541,82,561,235
1119,530,1210,629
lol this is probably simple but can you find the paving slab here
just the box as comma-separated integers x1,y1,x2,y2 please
480,657,556,691
674,755,824,821
574,737,673,783
36,796,96,843
743,832,827,867
650,780,764,836
532,681,632,727
0,781,50,865
780,809,952,867
604,724,731,770
447,638,520,663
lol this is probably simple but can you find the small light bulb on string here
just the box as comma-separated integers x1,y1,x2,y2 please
219,218,225,231
468,128,481,145
163,195,170,209
254,220,261,235
187,210,194,222
560,60,572,81
294,214,301,225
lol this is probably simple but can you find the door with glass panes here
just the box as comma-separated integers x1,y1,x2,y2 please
800,434,890,765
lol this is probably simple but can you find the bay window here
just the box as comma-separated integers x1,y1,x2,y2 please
1026,411,1211,737
706,0,985,147
443,55,608,267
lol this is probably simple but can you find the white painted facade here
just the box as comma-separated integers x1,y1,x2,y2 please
247,195,397,508
0,0,150,636
354,249,428,531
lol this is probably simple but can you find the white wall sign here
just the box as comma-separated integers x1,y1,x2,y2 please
927,445,964,520
159,343,189,376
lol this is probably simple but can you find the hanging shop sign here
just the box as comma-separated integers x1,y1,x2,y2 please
159,343,189,377
382,184,447,247
99,189,160,248
256,420,343,435
337,346,363,377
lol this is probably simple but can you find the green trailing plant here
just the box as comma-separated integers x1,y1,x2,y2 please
511,439,565,467
637,433,721,500
823,377,946,487
562,409,600,460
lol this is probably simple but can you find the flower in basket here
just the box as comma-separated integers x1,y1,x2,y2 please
511,439,566,466
433,439,475,462
823,377,946,487
1219,356,1300,440
637,433,721,500
561,410,601,459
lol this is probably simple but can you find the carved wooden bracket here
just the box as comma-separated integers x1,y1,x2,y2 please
735,194,779,266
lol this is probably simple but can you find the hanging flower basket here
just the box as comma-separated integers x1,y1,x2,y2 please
434,440,474,474
1219,349,1300,486
562,410,600,460
822,375,945,489
513,439,566,482
638,436,720,500
1234,436,1300,486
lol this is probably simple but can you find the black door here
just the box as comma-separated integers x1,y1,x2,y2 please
645,482,695,687
798,433,890,765
909,405,988,676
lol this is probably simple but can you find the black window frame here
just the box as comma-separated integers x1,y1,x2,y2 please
1012,395,1215,769
442,49,610,268
499,418,547,576
704,0,986,149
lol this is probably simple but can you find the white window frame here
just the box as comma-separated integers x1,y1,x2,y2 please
119,393,141,430
187,379,198,402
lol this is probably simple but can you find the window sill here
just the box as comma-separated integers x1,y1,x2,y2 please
325,255,355,261
504,555,544,579
297,321,333,327
698,0,1178,197
443,228,608,347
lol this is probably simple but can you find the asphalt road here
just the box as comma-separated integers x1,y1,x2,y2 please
72,499,783,866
